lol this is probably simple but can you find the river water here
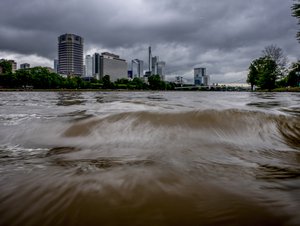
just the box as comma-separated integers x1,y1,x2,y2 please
0,91,299,226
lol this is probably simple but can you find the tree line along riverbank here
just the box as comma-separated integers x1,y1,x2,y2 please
0,58,299,92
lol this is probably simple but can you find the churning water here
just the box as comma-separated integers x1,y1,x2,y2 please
0,91,299,226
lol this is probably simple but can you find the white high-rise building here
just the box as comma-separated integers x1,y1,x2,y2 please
148,46,152,74
156,61,166,81
131,59,144,78
85,55,93,78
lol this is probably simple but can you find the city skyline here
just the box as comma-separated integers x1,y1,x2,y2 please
0,0,299,83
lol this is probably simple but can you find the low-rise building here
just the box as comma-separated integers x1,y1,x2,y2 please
101,52,127,82
20,63,30,69
175,76,183,86
8,60,17,73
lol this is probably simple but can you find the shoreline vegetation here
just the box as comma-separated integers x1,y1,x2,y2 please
247,45,300,91
0,56,299,92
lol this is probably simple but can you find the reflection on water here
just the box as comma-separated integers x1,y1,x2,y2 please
0,92,300,226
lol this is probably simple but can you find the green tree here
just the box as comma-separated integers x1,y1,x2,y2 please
115,78,129,85
131,77,148,90
15,69,32,88
64,77,77,89
0,60,12,74
257,57,278,90
148,74,166,90
247,57,278,91
287,61,300,87
166,82,176,90
247,62,259,91
114,78,129,89
30,67,51,88
292,1,300,41
102,75,112,89
0,72,15,88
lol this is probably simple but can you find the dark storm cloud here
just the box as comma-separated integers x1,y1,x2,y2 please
0,0,299,82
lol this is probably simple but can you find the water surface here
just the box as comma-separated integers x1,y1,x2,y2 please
0,91,300,226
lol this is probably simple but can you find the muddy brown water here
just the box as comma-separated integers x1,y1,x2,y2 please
0,91,299,226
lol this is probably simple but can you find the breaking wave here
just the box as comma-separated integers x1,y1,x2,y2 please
62,109,300,151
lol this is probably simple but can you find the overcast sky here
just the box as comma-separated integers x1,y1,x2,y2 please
0,0,299,83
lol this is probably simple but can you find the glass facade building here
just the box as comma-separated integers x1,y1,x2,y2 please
93,53,101,80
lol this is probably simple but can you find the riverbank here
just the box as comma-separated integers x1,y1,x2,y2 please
1,88,299,92
271,87,300,92
0,88,128,92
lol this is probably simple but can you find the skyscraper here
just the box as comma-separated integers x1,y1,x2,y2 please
92,53,101,80
152,56,159,75
194,67,210,86
131,59,144,78
156,61,166,81
148,46,152,74
85,55,93,78
53,59,58,73
58,33,84,76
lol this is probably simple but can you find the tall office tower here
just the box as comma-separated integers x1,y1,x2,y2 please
20,63,30,69
92,53,101,80
58,33,84,76
131,59,144,78
148,46,152,74
85,55,93,78
194,67,207,86
101,52,127,82
53,59,58,73
156,61,166,81
152,56,159,75
138,60,144,77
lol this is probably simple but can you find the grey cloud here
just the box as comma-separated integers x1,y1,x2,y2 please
0,0,299,82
